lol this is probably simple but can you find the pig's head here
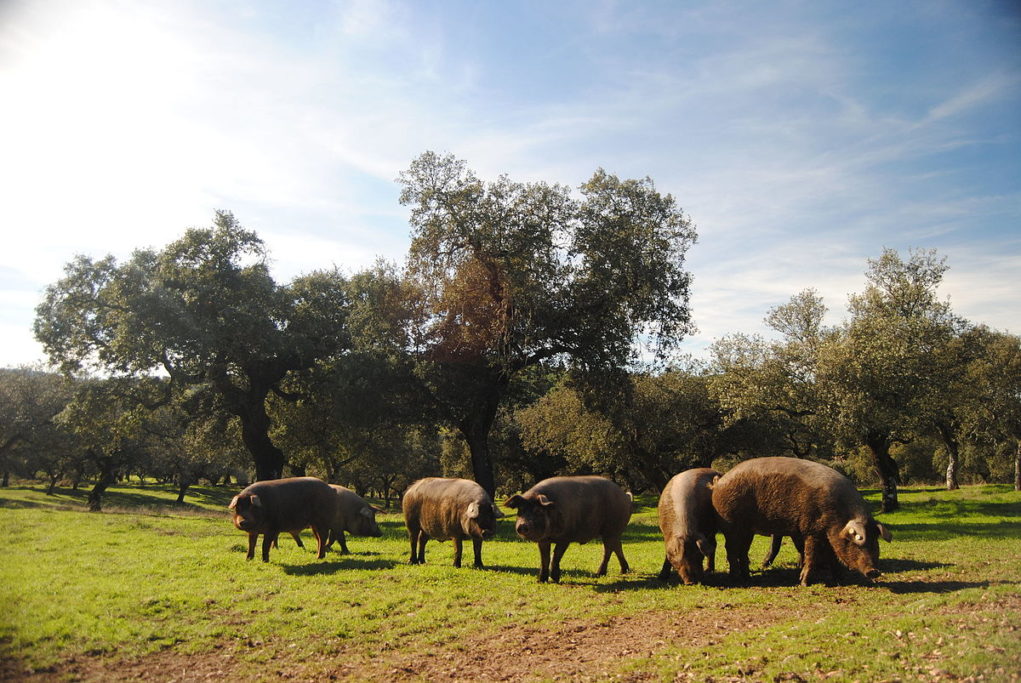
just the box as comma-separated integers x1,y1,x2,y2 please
504,492,555,541
351,505,383,537
228,493,264,532
828,517,892,581
461,500,497,540
667,533,715,585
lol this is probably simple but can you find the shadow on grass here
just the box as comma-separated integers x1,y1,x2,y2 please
281,556,400,576
0,496,54,509
882,578,996,594
881,557,951,573
889,519,1021,541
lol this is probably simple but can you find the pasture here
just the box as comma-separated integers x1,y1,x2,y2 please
1,483,1019,681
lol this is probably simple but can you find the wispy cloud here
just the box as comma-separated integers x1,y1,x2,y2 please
0,0,1018,367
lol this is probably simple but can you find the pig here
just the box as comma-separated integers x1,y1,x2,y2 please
711,457,892,586
657,468,720,585
228,476,337,562
324,484,382,553
505,476,632,583
402,477,498,568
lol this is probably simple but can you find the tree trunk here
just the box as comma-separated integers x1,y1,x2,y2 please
455,378,506,499
945,457,959,491
1,471,8,487
289,463,307,477
1014,440,1020,492
47,471,61,495
865,434,900,512
87,458,116,512
936,422,960,491
238,401,286,481
462,426,497,499
176,477,192,504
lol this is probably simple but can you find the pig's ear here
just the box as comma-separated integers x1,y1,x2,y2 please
228,495,240,510
370,505,385,513
504,494,524,509
360,507,375,519
250,494,262,508
536,494,554,507
466,501,480,519
876,522,892,542
842,520,867,546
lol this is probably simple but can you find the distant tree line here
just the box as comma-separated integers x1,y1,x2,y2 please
3,153,1018,511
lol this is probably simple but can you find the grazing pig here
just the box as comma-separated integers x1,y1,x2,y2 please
325,484,382,553
712,457,892,586
402,478,497,568
228,477,337,562
505,476,632,583
657,468,720,585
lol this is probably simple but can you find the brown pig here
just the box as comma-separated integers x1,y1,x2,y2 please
325,484,382,553
711,457,892,586
402,477,497,568
657,468,720,585
505,476,632,583
228,477,337,562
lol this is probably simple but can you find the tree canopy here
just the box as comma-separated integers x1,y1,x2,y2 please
34,211,350,480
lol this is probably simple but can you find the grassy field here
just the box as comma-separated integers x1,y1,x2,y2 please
1,482,1019,681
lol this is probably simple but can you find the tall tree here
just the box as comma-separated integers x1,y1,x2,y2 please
34,212,350,480
398,152,696,495
816,249,960,511
709,289,834,461
0,367,72,486
517,368,724,491
964,327,1021,490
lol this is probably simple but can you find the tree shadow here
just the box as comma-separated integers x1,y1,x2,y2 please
0,497,51,509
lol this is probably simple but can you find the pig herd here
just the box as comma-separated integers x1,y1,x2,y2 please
228,456,892,587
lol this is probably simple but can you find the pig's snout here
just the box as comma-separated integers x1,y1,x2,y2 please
515,521,530,536
865,568,882,580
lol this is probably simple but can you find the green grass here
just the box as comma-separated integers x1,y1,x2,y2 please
1,482,1019,680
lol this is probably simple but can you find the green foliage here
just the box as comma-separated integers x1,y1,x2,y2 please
1,483,1018,680
33,211,352,480
396,152,697,493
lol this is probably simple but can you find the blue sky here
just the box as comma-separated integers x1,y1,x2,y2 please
1,0,1018,367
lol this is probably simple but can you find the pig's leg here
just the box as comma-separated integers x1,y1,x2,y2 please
792,534,805,567
597,541,612,576
762,534,783,567
337,531,350,554
407,526,419,564
261,532,276,562
611,538,629,574
453,538,463,568
799,535,824,586
472,537,484,569
724,529,752,582
658,557,673,581
550,541,570,583
704,537,717,573
538,541,552,582
416,531,428,564
246,532,258,560
312,525,327,559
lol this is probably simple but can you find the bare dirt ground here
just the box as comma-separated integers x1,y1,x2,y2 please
0,601,827,681
5,593,1019,681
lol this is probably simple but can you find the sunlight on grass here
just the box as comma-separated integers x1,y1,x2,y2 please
1,483,1019,679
